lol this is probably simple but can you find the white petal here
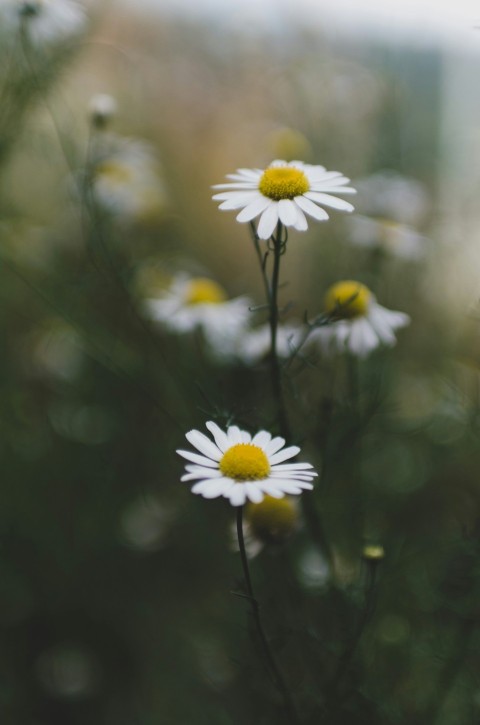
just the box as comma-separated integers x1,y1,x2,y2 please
217,194,260,210
293,203,309,231
294,195,329,221
278,199,298,226
257,203,279,240
212,182,258,190
227,485,247,506
310,186,357,195
176,449,219,468
269,446,301,465
267,479,314,492
181,468,222,481
304,191,354,212
258,483,286,498
244,482,264,503
186,430,222,461
205,421,230,452
227,426,243,444
348,318,379,358
192,478,234,497
252,430,272,447
264,436,286,455
236,196,272,222
269,462,315,471
270,473,316,483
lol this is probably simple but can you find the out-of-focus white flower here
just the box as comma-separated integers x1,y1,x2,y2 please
212,160,356,240
177,421,317,507
88,93,117,128
348,170,430,260
235,322,303,365
89,135,168,223
347,215,429,261
232,495,300,558
354,170,429,227
0,0,87,47
310,280,410,358
145,274,251,360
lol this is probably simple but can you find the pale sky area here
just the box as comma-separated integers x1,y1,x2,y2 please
123,0,480,51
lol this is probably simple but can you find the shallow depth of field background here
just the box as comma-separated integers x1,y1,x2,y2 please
2,1,480,724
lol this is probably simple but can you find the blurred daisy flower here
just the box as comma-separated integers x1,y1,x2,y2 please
348,170,430,260
347,215,429,261
89,135,168,224
310,280,410,358
212,160,356,240
146,274,251,360
234,495,300,558
177,421,317,507
235,322,303,365
0,0,87,46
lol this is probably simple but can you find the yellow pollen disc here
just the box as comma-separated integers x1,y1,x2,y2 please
95,161,134,185
246,495,298,543
219,443,270,481
324,280,372,320
258,166,309,201
185,278,227,305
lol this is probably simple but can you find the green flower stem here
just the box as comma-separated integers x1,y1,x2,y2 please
236,507,298,725
248,222,333,567
322,556,379,720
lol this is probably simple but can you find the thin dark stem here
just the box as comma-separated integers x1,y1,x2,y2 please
269,226,290,438
322,558,379,720
236,507,298,725
248,222,332,566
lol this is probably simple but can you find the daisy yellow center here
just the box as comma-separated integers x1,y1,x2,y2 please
246,495,297,542
96,161,134,185
185,278,227,305
219,443,270,481
324,280,372,320
258,166,309,201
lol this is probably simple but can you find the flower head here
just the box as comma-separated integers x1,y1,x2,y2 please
90,135,168,223
212,160,356,240
310,280,410,358
232,495,300,558
146,274,251,360
177,421,317,507
347,215,429,261
0,0,87,46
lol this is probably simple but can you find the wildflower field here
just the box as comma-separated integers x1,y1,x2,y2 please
1,2,480,724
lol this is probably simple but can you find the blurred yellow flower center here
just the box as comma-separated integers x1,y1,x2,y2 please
186,278,227,305
363,544,385,560
246,495,297,542
96,161,134,186
324,280,371,319
259,166,309,201
219,444,270,481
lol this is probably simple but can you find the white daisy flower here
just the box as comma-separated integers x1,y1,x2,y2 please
235,322,303,365
310,280,410,359
146,274,251,360
212,160,356,240
177,421,317,507
90,135,168,223
347,214,429,261
0,0,87,47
